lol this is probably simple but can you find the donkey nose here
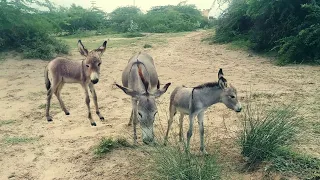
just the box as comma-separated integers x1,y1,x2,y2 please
91,79,99,84
236,107,242,112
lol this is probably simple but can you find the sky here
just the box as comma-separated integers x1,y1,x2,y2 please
50,0,228,16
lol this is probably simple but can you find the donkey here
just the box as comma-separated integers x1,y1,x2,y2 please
164,69,242,154
115,52,171,144
44,40,107,126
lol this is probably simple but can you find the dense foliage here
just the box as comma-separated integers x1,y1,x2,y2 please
0,0,69,59
213,0,320,65
0,1,206,59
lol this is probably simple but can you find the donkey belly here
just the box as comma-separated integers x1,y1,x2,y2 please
176,107,190,115
62,77,81,83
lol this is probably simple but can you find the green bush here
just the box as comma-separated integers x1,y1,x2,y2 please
152,146,221,180
0,1,69,59
240,102,299,166
213,0,320,65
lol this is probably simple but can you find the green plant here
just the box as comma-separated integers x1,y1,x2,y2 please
212,0,320,65
152,145,221,180
271,147,320,179
240,101,299,166
143,44,152,48
3,136,38,144
94,137,131,156
0,120,15,126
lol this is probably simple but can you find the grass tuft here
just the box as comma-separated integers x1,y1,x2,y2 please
152,145,221,180
240,100,300,166
94,137,132,157
0,120,15,126
143,44,152,48
3,136,38,144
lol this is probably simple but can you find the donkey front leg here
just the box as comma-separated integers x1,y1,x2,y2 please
88,83,104,121
55,83,70,115
131,99,138,145
82,84,96,126
197,111,207,154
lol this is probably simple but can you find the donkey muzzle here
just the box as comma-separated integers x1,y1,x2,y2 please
141,126,154,145
91,79,99,84
235,103,242,112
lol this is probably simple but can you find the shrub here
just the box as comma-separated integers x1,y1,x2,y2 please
143,44,152,48
213,0,320,64
152,146,221,180
240,101,299,166
0,1,69,59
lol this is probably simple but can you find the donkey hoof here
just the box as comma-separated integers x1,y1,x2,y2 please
91,122,97,126
100,117,104,121
127,123,132,126
65,112,70,115
47,117,53,122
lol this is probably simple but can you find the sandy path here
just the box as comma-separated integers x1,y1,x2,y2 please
0,31,319,180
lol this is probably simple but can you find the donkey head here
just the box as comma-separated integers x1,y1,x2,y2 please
115,63,171,144
218,69,242,112
78,40,107,84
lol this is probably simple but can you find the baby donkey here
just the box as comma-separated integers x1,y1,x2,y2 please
164,69,242,154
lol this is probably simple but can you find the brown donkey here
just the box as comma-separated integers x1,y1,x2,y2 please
44,40,107,126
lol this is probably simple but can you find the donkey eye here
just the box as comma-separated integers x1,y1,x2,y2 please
86,64,90,67
98,63,101,66
138,112,142,118
230,95,235,99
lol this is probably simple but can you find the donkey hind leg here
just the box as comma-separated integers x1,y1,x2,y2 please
82,84,96,126
128,110,133,126
197,111,207,154
46,79,60,122
88,83,104,121
186,113,196,153
164,105,176,145
55,82,70,115
179,114,185,142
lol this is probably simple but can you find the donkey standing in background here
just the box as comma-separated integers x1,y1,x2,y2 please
44,40,107,126
115,52,171,144
164,69,242,154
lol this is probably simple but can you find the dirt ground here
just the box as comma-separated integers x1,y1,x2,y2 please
0,31,319,180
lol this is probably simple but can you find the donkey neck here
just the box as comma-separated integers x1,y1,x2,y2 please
192,84,223,108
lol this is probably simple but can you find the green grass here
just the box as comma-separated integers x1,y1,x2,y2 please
240,102,300,167
270,147,320,179
312,122,320,134
94,137,132,157
152,145,221,180
123,32,146,38
143,44,152,48
3,136,38,144
0,120,15,126
227,40,253,51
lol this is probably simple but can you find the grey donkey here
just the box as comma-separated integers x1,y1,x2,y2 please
115,52,171,144
164,69,242,154
44,40,107,126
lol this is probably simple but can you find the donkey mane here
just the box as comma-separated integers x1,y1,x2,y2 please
193,82,220,89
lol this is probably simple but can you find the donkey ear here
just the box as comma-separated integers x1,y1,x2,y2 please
218,77,227,90
218,68,224,79
154,83,171,98
78,40,88,57
115,83,139,97
95,41,107,56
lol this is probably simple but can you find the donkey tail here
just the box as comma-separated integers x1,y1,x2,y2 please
44,66,51,90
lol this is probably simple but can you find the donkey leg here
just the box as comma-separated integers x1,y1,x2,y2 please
46,88,53,121
55,83,69,115
179,114,185,142
82,84,96,126
197,111,207,154
88,83,104,121
164,105,176,145
131,99,138,144
128,110,133,126
186,113,196,153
